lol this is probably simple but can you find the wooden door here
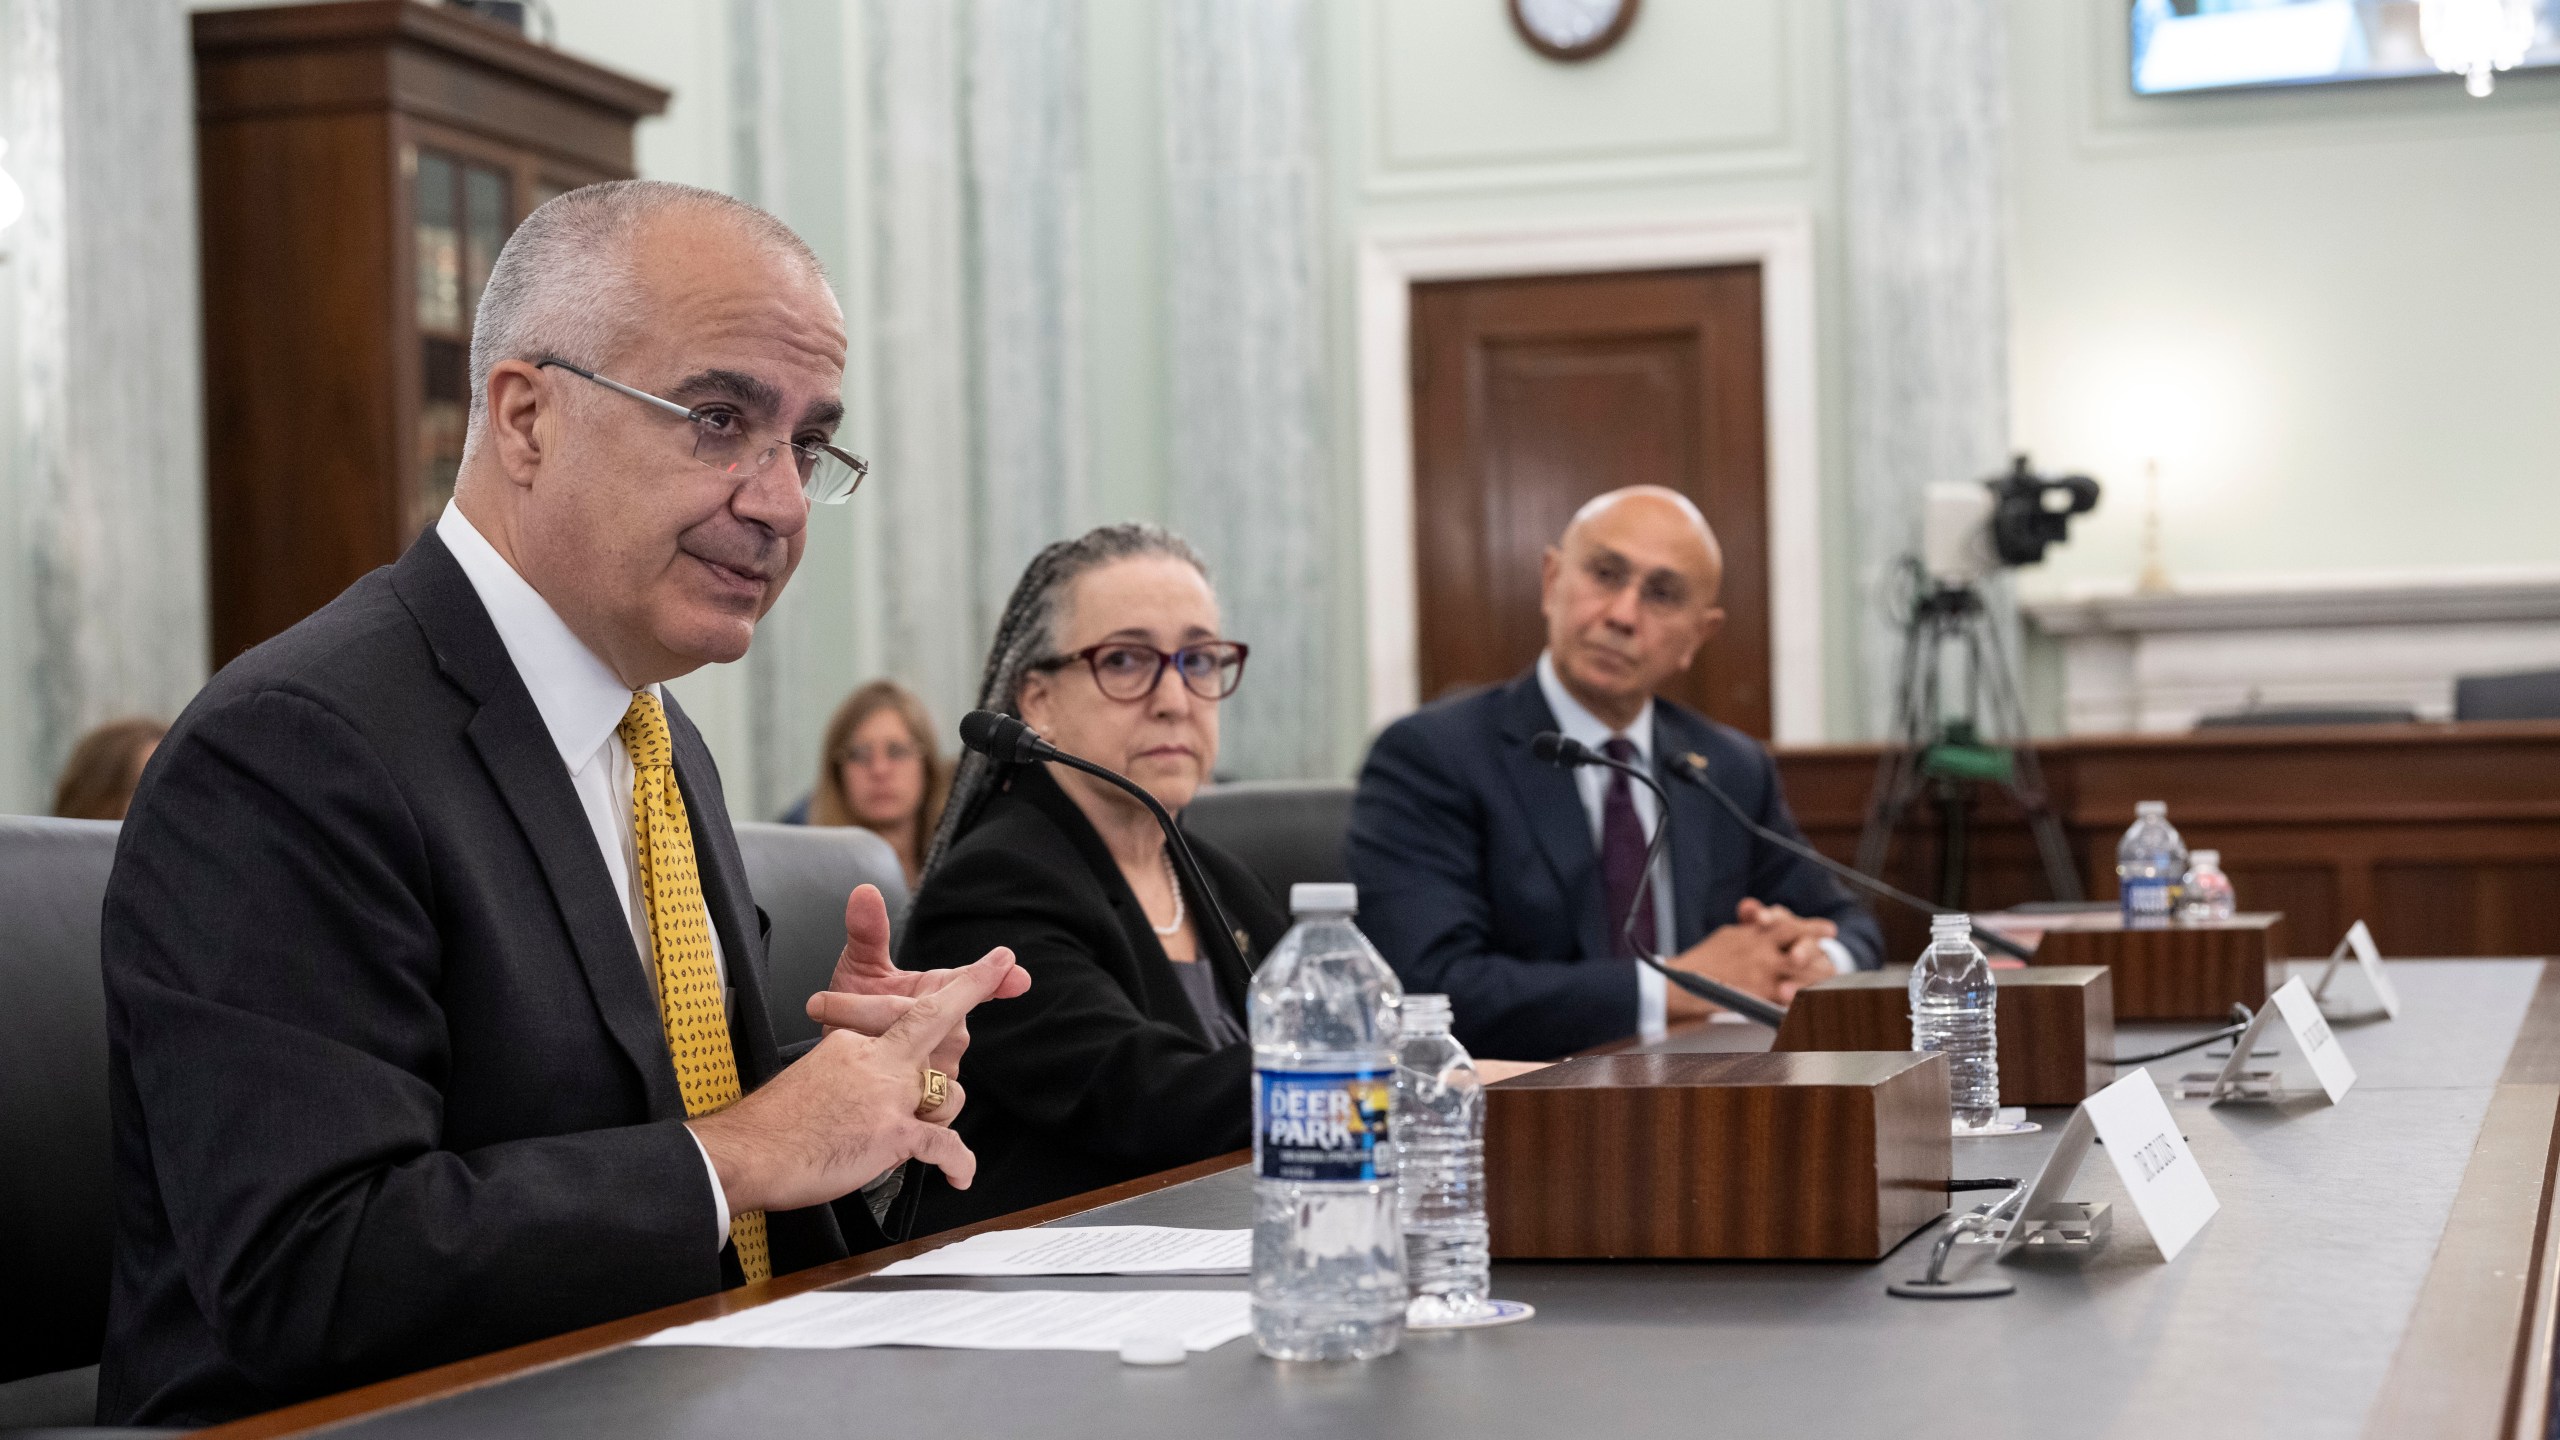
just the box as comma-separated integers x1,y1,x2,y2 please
1410,266,1771,735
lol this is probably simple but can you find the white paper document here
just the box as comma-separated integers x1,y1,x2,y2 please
635,1289,1252,1353
874,1226,1250,1277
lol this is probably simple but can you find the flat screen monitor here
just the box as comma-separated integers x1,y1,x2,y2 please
2130,0,2560,95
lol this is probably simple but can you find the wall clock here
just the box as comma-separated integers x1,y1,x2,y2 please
1509,0,1640,62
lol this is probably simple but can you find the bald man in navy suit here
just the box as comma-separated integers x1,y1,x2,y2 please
1348,487,1882,1060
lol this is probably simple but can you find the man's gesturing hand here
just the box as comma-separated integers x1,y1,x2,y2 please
803,883,1031,1094
692,947,1020,1215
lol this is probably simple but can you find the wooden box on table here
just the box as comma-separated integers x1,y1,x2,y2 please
1482,1052,1951,1261
1772,966,2114,1106
2003,911,2286,1021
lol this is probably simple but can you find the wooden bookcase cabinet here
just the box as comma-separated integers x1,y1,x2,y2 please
196,0,666,664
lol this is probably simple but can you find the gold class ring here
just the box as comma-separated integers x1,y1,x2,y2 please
917,1067,951,1117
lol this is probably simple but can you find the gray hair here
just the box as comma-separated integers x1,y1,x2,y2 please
461,179,829,458
921,524,1212,880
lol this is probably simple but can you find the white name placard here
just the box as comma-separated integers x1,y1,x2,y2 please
2268,977,2357,1103
2313,920,2400,1020
2188,976,2356,1106
2085,1069,2220,1262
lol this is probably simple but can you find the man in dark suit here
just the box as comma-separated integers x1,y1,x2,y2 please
97,181,1025,1426
1348,487,1882,1060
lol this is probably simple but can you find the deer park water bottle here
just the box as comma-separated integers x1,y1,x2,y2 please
1910,913,1999,1133
2116,800,2188,928
1249,883,1405,1361
1392,994,1489,1326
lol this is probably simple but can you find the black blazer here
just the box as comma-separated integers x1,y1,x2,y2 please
900,764,1288,1231
96,532,871,1427
1346,669,1885,1061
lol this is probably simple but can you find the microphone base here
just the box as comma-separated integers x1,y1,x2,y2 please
1886,1274,2017,1300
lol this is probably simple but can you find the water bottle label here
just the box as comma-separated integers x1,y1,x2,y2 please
1253,1069,1394,1182
2123,878,2174,917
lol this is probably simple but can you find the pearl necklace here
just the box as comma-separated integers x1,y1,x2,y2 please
1149,849,1186,937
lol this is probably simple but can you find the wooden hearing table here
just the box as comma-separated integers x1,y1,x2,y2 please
198,960,2560,1440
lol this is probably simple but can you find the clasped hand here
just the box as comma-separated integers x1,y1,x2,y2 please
685,884,1031,1216
1662,897,1838,1018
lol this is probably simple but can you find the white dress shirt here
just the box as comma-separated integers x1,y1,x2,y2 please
436,502,735,1247
1536,652,1853,1040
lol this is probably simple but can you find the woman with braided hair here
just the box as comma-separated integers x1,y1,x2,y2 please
900,524,1290,1229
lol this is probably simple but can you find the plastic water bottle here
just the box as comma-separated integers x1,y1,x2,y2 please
1910,913,1999,1133
2181,849,2236,922
1249,883,1405,1361
1392,994,1488,1326
2116,800,2188,928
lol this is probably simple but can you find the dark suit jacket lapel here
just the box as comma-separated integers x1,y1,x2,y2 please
1494,673,1614,960
391,532,682,1120
664,694,783,1088
1655,705,1716,949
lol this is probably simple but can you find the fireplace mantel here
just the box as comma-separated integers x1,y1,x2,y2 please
2018,568,2560,734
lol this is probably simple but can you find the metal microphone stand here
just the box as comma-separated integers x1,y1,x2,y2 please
1537,736,1785,1029
959,712,1253,977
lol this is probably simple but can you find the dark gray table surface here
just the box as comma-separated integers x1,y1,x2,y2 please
330,960,2543,1440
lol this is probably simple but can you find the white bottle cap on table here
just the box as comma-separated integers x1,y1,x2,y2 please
1119,1332,1187,1366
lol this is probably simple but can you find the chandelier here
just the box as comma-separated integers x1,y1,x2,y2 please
2419,0,2537,96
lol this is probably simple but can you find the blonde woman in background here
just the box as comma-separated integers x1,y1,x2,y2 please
800,680,951,889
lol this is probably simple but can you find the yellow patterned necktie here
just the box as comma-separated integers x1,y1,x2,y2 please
618,690,770,1284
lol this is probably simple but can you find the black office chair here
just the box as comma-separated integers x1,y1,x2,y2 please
733,821,910,1048
1179,780,1356,903
0,817,124,1433
2454,668,2560,722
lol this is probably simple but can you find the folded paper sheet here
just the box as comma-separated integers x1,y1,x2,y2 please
635,1290,1252,1353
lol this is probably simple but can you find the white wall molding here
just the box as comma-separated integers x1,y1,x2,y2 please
1354,0,1814,200
1354,210,1824,742
1358,146,1815,200
2025,568,2560,635
2023,570,2560,733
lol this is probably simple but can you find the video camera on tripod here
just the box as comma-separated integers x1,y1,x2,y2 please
1921,456,2102,589
1860,456,2103,912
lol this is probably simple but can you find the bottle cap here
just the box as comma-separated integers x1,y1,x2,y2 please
1931,912,1972,935
2136,800,2167,817
1118,1333,1187,1366
1402,993,1453,1032
2190,849,2219,867
1289,882,1359,916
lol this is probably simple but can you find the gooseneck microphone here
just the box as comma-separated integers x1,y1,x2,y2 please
958,711,1251,975
1529,732,1785,1029
1659,748,2034,963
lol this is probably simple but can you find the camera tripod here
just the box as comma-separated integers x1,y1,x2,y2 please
1856,577,2083,909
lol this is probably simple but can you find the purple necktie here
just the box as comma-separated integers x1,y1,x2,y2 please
1599,737,1657,957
